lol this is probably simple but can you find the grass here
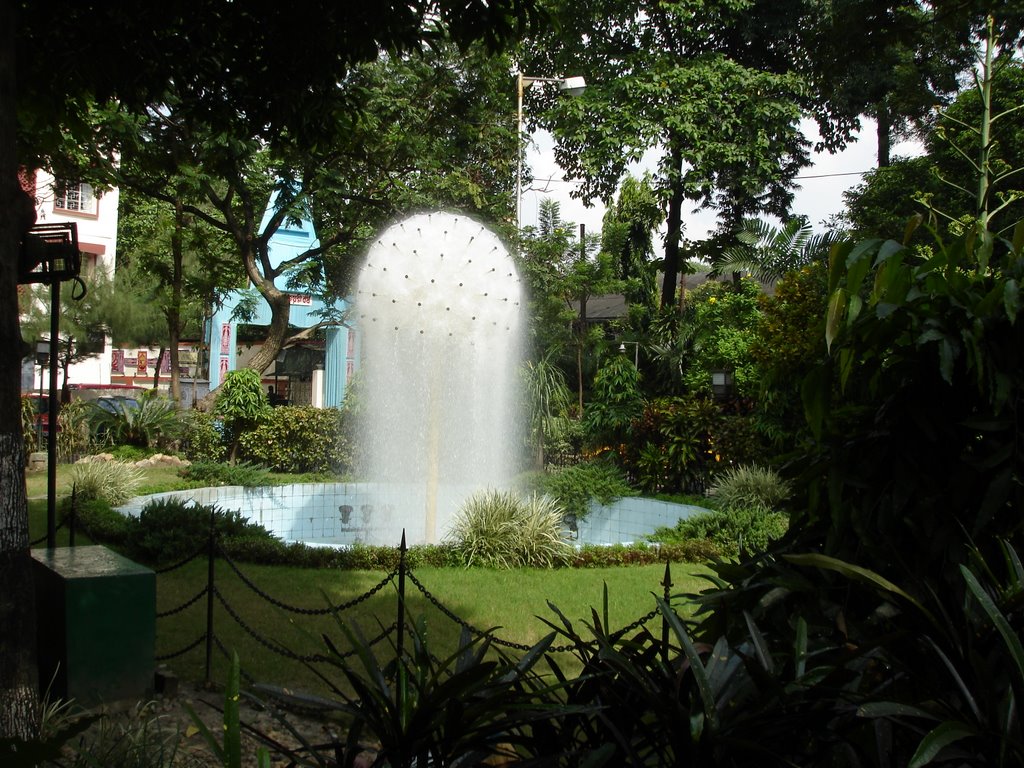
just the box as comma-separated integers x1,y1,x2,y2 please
27,463,715,698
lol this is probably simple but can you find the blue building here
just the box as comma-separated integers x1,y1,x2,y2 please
206,197,357,407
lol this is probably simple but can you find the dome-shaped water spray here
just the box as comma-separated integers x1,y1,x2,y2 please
355,212,525,544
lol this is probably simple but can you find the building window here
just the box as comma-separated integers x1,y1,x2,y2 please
53,182,97,215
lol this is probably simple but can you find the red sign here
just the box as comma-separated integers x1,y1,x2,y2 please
220,323,232,354
137,351,148,374
111,349,124,373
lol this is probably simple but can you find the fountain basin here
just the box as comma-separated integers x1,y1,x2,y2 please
117,484,709,547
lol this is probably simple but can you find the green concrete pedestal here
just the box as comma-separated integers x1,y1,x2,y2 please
33,546,155,706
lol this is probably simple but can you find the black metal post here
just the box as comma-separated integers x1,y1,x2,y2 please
46,279,60,549
661,561,673,666
205,509,217,686
67,483,77,547
396,530,407,664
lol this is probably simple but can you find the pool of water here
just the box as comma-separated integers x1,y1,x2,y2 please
118,484,708,547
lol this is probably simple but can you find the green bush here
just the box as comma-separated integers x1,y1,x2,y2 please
214,369,271,462
238,405,349,474
57,399,93,462
567,539,721,567
108,444,156,462
651,506,789,557
177,409,227,463
178,460,270,487
89,390,179,449
709,464,791,513
21,396,39,454
124,499,278,564
68,460,143,506
526,461,635,521
448,489,570,568
68,498,133,545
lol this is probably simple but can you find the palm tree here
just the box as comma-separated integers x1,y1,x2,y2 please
712,217,842,284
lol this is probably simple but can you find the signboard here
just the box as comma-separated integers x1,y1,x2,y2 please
220,323,231,355
137,351,148,374
111,349,123,374
219,356,229,377
289,294,312,306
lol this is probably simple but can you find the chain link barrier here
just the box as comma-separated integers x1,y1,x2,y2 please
152,528,676,685
156,633,207,662
157,585,209,619
154,544,208,575
217,543,398,615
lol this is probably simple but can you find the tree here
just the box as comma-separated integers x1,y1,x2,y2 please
843,55,1024,238
2,0,543,739
116,185,242,401
80,42,522,377
527,0,814,310
600,175,662,304
804,0,975,167
19,271,112,400
711,216,841,284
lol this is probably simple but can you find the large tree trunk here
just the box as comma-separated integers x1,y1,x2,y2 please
660,143,685,311
0,0,40,739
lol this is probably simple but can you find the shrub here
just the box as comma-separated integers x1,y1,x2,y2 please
68,497,133,545
124,499,278,564
526,461,635,521
448,489,570,568
57,399,93,462
69,460,143,506
108,444,156,462
709,464,791,513
214,369,271,462
651,507,789,557
238,406,349,474
177,409,227,463
89,390,179,449
178,460,270,487
21,396,39,454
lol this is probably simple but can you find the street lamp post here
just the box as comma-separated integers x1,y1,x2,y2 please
515,72,586,230
618,341,640,368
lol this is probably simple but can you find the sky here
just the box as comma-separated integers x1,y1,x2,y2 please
519,118,924,241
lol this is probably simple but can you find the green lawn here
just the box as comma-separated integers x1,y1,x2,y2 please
26,465,714,698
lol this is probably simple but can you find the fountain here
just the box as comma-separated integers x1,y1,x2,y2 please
117,212,709,547
354,211,526,544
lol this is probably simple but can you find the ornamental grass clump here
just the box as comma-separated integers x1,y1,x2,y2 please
448,489,570,568
69,460,143,506
710,464,791,513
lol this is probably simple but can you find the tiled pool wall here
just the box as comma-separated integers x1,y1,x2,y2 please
118,484,709,547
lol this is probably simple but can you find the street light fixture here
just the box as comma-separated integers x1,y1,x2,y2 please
618,341,640,368
515,72,586,230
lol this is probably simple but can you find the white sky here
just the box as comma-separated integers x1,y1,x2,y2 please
520,118,924,241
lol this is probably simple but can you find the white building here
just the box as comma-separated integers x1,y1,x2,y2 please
21,171,119,390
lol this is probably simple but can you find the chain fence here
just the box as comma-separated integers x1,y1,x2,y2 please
51,498,679,688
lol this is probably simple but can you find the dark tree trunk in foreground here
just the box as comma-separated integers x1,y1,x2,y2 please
0,0,40,740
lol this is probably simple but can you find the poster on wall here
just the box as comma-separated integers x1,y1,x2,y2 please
161,354,171,373
111,349,124,373
137,351,148,374
220,323,231,355
219,356,229,378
